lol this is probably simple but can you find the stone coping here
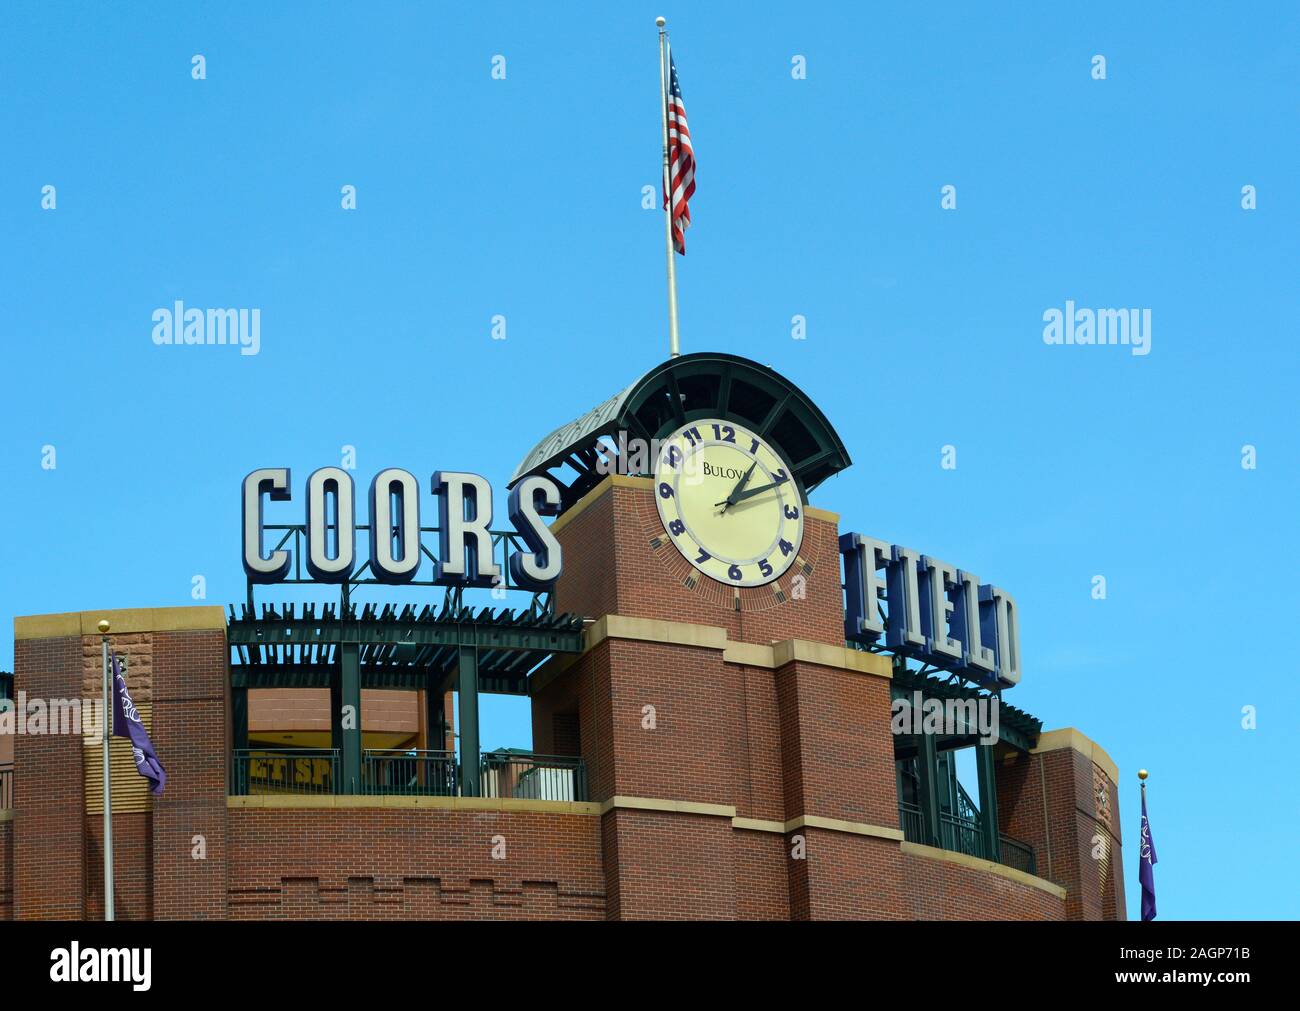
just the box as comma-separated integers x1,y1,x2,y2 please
227,794,602,816
225,793,902,848
1032,727,1120,785
0,810,12,824
543,613,891,687
16,606,227,640
900,840,1067,900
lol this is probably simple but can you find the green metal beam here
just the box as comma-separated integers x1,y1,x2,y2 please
916,732,941,848
339,641,362,794
457,645,480,797
231,686,248,751
976,742,1001,864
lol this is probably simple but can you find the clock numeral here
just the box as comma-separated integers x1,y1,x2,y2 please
784,505,799,519
749,437,759,454
773,468,788,484
668,519,685,536
778,539,794,557
663,445,682,469
658,482,674,499
711,424,736,444
727,564,743,581
683,427,703,447
759,559,773,578
695,548,711,564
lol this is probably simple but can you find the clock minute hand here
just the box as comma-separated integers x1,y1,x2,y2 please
730,477,789,504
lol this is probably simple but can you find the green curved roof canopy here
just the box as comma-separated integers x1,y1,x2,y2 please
509,352,852,512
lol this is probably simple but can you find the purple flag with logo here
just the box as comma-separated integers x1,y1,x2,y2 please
111,652,166,795
1139,789,1157,920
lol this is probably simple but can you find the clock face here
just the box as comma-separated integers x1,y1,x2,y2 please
653,418,804,587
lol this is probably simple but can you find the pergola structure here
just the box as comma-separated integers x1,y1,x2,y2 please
887,657,1044,869
227,601,585,796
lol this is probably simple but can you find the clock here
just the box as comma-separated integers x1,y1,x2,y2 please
653,418,804,587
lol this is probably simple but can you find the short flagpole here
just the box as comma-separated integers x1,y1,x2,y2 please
99,619,115,922
656,16,681,358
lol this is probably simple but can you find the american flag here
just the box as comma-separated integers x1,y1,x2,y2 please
664,45,695,254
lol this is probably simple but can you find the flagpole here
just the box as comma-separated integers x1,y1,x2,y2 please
656,16,681,358
98,619,115,922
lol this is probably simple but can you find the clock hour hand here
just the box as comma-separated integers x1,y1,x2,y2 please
715,461,758,511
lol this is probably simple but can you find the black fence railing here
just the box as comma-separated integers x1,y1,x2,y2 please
0,764,12,811
898,801,924,842
938,811,985,859
231,749,339,796
898,802,1037,877
998,833,1037,877
481,752,587,802
361,749,457,796
228,749,588,802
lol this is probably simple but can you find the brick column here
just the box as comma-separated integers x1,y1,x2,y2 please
12,631,85,918
995,728,1125,920
152,618,229,919
774,654,904,919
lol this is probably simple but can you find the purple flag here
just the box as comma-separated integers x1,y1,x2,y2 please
1139,789,1157,920
111,653,166,795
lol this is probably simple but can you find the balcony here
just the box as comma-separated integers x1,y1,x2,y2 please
230,749,588,802
899,801,1037,877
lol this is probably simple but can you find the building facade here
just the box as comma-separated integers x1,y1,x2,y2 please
0,353,1125,920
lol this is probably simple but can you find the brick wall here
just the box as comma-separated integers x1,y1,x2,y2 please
901,848,1066,920
226,807,605,919
152,628,230,919
554,480,845,647
996,745,1125,921
0,819,11,919
13,634,85,918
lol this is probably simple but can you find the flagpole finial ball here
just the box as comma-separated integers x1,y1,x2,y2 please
1138,769,1148,781
97,620,111,634
656,16,666,27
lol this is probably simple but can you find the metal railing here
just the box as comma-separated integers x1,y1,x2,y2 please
228,749,588,802
481,753,587,802
231,749,339,796
898,801,924,842
939,811,985,859
361,749,457,796
899,802,1037,877
998,833,1037,876
0,763,12,810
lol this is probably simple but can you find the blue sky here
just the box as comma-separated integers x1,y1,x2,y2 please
1,2,1296,919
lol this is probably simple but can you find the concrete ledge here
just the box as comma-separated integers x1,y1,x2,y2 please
788,814,904,841
0,810,12,823
731,816,786,833
599,795,736,819
1033,727,1120,785
732,813,903,841
582,614,891,681
226,795,601,816
771,640,891,678
588,614,729,653
16,606,227,640
901,840,1068,900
